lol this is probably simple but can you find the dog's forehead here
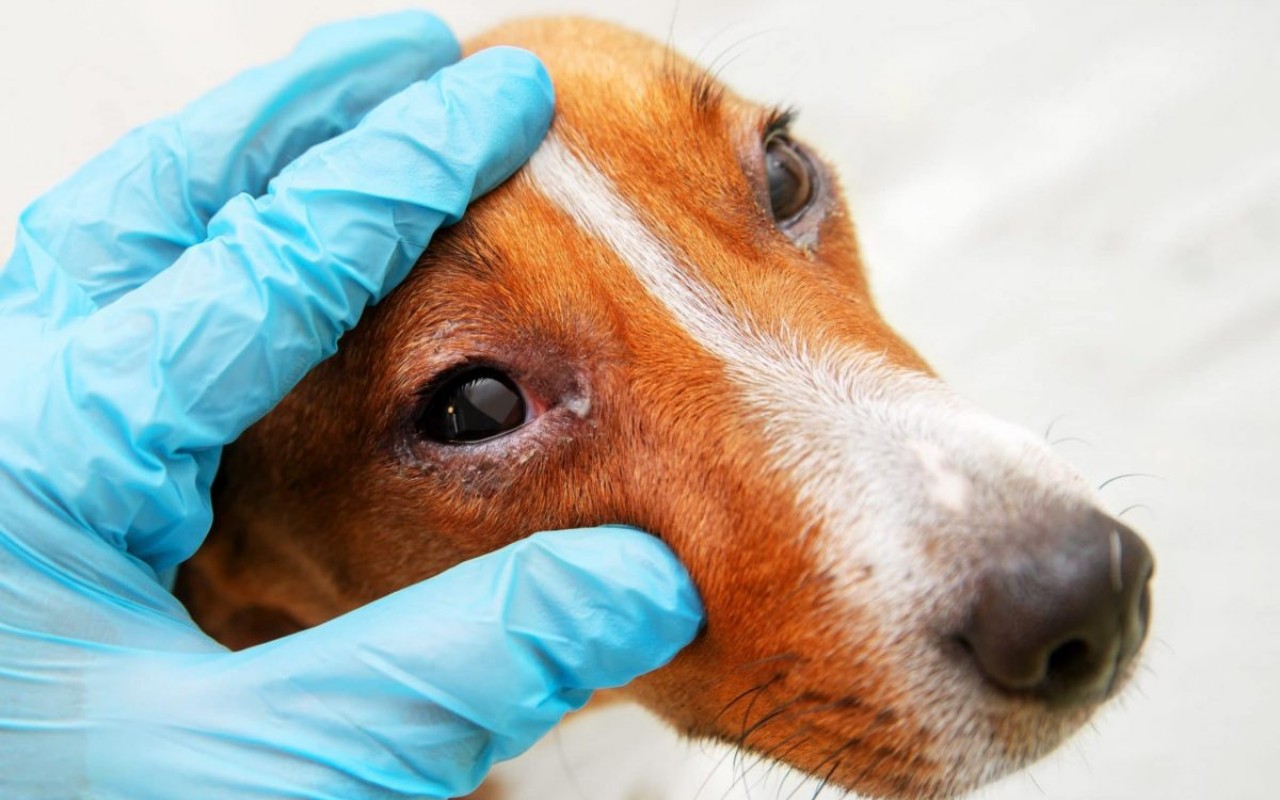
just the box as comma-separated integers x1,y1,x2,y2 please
466,17,760,165
423,18,920,383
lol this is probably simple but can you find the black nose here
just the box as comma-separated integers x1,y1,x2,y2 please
956,513,1153,706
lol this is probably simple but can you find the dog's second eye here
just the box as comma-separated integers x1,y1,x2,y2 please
765,134,815,224
419,369,527,444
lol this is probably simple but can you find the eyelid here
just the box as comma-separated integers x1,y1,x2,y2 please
763,105,799,141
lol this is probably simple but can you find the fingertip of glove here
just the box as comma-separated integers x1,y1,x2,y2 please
524,526,705,643
462,46,555,103
419,46,554,202
447,46,555,137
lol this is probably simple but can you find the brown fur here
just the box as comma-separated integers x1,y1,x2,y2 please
179,19,1111,799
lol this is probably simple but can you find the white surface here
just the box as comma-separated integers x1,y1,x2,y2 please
2,1,1275,798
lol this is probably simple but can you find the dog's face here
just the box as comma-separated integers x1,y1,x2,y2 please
181,18,1153,800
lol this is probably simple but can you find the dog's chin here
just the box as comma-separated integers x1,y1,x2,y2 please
683,663,1136,800
695,716,1073,800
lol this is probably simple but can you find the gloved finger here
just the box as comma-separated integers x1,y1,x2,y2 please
50,47,554,570
93,528,703,799
14,10,459,310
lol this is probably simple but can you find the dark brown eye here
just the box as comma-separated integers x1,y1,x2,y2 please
765,134,815,224
419,368,527,443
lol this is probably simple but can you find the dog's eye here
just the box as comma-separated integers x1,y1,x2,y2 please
418,368,527,444
765,133,815,224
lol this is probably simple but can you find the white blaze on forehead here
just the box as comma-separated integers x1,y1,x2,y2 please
527,135,748,358
527,133,1102,785
526,132,1092,599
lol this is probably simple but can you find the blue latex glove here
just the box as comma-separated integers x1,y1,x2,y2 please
0,12,703,799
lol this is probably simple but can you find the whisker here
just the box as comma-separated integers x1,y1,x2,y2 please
1026,769,1046,795
784,737,857,800
732,680,783,776
1043,413,1068,441
663,0,681,56
1116,503,1152,519
695,655,803,800
731,727,813,791
771,724,817,764
690,19,747,67
1050,435,1092,449
691,743,739,800
776,762,803,800
744,723,821,800
1097,472,1163,491
710,677,778,729
738,696,808,750
701,682,777,795
702,28,785,86
810,759,841,800
722,755,752,800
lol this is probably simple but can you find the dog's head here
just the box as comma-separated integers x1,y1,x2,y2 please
180,18,1153,799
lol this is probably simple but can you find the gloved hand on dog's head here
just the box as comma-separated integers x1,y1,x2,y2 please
0,12,703,798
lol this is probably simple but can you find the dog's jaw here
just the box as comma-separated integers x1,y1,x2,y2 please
181,17,1152,800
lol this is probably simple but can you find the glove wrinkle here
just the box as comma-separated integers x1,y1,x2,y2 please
0,15,704,800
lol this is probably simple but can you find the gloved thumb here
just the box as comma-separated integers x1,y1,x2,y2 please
99,527,703,798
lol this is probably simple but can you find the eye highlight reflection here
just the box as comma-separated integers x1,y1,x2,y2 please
418,368,527,444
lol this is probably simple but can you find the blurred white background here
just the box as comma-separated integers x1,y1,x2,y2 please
2,1,1275,798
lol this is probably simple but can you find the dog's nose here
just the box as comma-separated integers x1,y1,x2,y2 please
956,513,1153,706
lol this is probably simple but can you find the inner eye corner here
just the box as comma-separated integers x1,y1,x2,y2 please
415,365,530,446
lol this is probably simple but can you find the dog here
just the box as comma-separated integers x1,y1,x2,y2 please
177,17,1154,800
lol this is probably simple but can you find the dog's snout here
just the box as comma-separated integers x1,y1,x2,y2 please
955,514,1153,706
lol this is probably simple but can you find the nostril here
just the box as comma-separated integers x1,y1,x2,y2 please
954,513,1153,707
1045,638,1093,684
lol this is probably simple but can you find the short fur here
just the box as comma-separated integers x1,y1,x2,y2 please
178,18,1148,799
